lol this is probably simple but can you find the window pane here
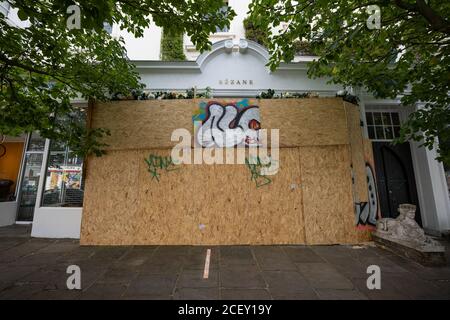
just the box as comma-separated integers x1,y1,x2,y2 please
27,132,45,151
373,112,382,125
368,126,375,139
393,126,401,138
382,112,392,126
42,141,84,207
41,108,86,207
366,112,373,125
375,126,385,139
17,153,43,221
391,113,400,125
384,126,394,139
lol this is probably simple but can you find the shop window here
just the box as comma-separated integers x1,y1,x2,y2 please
16,132,45,220
41,109,86,207
366,111,401,141
41,140,84,207
0,134,26,202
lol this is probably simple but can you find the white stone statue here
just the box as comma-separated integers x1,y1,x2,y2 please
375,204,442,251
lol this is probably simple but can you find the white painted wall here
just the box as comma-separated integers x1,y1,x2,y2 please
0,202,17,227
228,0,248,39
411,140,450,235
137,40,342,95
184,0,249,60
117,22,162,61
3,5,30,28
31,207,82,239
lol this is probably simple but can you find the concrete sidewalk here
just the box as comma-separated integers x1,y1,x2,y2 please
0,225,449,300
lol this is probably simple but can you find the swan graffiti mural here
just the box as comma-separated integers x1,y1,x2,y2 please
355,163,379,227
193,100,261,147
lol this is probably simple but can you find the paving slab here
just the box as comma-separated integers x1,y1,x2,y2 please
262,271,312,296
177,270,219,288
0,225,449,300
126,274,178,296
252,246,297,271
220,267,266,289
296,263,354,290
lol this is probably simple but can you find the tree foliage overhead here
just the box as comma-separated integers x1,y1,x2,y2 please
249,0,450,165
0,0,235,156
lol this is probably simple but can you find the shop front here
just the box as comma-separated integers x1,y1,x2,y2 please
1,39,449,240
0,106,86,237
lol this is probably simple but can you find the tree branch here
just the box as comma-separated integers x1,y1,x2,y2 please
393,0,450,34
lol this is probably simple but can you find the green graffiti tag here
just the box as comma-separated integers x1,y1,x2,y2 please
245,156,275,188
144,154,179,182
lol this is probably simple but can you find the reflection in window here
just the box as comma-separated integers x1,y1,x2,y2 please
17,153,43,220
27,132,46,151
41,108,86,207
42,141,84,207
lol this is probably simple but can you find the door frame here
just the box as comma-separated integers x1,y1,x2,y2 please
15,134,49,223
364,105,425,223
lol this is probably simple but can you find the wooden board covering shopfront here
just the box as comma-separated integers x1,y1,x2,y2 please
80,98,372,245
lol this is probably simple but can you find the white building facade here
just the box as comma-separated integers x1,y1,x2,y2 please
0,1,449,239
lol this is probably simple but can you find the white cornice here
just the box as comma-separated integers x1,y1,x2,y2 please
133,39,313,72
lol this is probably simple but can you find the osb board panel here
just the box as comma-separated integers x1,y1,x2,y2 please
344,102,368,203
259,98,349,147
80,150,141,243
91,100,196,151
300,145,371,244
91,98,350,150
80,148,306,245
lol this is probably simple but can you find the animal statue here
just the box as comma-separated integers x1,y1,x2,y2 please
375,204,439,248
197,103,260,147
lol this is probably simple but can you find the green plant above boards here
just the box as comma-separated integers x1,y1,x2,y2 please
113,87,213,100
336,90,360,105
256,90,319,99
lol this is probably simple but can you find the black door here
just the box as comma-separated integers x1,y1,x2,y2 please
372,142,422,225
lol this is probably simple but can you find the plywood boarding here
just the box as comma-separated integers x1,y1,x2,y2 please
300,145,371,244
81,98,371,245
344,102,368,204
260,98,349,147
80,150,141,244
91,98,350,150
81,148,306,245
91,100,196,151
